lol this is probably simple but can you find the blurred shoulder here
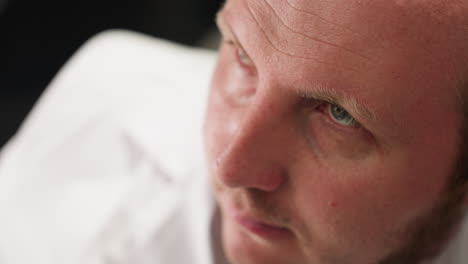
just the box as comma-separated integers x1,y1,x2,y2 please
0,30,216,263
1,29,216,161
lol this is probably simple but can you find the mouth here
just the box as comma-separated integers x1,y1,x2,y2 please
233,212,294,240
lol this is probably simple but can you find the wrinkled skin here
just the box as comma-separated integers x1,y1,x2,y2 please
203,0,468,263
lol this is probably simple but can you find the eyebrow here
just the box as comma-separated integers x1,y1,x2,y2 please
296,86,376,122
215,11,230,38
216,10,249,50
216,11,255,63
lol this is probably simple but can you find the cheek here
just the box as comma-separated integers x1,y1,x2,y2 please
288,175,388,259
308,113,376,163
290,156,446,258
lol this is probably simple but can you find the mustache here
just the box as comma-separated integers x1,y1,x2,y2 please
234,188,292,227
227,187,315,253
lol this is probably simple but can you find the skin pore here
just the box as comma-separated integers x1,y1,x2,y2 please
203,0,468,263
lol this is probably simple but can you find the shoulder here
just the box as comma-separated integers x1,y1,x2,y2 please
0,29,216,179
0,30,216,264
2,30,216,156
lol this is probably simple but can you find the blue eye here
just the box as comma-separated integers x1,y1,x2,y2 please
327,104,357,127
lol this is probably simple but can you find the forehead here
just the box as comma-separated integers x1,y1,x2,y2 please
220,0,468,74
220,0,468,139
221,0,468,68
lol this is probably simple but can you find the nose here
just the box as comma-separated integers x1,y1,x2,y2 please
215,92,288,192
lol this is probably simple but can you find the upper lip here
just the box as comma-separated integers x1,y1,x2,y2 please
233,210,289,230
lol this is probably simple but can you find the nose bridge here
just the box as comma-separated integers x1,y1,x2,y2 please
216,87,289,191
238,91,281,146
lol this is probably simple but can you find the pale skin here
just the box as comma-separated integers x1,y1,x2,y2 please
203,0,468,263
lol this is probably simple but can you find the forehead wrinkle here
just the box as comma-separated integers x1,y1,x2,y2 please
285,0,359,36
263,0,373,62
286,0,388,51
244,0,363,74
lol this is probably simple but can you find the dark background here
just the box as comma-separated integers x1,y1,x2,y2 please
0,0,223,147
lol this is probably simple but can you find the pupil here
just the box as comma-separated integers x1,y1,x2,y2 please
332,105,347,120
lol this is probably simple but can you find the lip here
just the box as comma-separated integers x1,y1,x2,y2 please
233,213,293,240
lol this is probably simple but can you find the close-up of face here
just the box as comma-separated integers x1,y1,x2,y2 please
203,0,468,263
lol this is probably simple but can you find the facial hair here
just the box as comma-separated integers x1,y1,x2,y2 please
233,182,467,264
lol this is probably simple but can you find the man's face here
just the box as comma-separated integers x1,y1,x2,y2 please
203,0,468,263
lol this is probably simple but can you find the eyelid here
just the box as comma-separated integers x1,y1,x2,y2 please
216,16,255,69
328,103,360,127
316,101,362,130
297,88,376,125
223,36,256,71
300,94,364,127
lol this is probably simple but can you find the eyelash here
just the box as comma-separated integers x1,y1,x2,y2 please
316,102,363,133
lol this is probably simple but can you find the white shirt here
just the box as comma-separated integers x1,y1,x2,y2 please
0,30,466,264
0,30,222,264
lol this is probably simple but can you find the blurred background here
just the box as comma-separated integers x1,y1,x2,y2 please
0,0,223,147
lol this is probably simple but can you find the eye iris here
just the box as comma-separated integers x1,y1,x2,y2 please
328,104,355,126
